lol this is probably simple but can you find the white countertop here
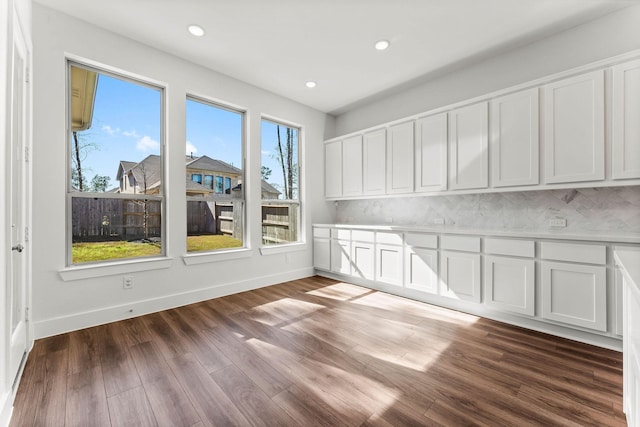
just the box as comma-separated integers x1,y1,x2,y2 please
313,223,640,244
615,247,640,292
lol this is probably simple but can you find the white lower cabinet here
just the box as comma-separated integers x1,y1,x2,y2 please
484,256,535,316
405,247,438,294
376,243,403,286
440,250,481,302
331,239,351,276
312,227,331,271
541,261,607,331
352,241,375,281
313,238,331,271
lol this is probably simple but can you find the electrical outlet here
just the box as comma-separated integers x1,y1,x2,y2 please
123,276,134,289
549,218,567,227
433,218,445,225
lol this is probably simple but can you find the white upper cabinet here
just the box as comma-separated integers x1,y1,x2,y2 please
363,129,386,195
415,113,447,192
612,59,640,180
324,140,342,198
449,102,489,190
386,121,415,194
543,70,605,184
490,89,539,187
341,135,363,197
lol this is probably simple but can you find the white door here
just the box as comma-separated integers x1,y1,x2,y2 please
405,247,438,294
351,241,375,281
440,251,481,302
612,59,640,180
375,243,403,286
8,16,29,390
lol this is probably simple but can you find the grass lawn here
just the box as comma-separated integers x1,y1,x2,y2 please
187,234,242,252
72,235,242,263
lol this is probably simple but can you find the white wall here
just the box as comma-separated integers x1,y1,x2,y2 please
31,4,333,338
334,4,640,136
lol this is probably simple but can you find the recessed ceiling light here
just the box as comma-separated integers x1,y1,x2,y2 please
305,81,317,88
188,24,205,37
375,40,390,51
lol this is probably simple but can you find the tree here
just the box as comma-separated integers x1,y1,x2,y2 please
274,125,297,199
90,174,110,192
71,130,98,191
261,166,272,181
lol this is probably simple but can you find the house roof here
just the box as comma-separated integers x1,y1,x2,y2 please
130,155,162,190
116,160,138,181
186,179,213,193
261,181,280,195
186,155,241,175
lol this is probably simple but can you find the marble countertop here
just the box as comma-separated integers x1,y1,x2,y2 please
614,247,640,292
313,223,640,244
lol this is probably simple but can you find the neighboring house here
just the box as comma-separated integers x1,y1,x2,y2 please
116,154,281,199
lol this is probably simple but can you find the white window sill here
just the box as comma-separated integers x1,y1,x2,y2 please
259,242,306,256
59,257,174,281
183,248,253,265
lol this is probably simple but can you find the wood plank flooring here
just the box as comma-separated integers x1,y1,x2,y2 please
10,276,626,426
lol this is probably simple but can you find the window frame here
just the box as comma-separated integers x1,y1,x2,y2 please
65,59,167,267
184,94,247,256
260,116,303,249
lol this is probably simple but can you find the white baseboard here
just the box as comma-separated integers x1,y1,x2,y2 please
0,391,12,427
34,267,315,339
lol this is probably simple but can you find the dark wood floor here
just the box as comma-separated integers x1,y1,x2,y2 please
10,276,626,426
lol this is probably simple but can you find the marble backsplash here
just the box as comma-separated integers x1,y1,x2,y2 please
334,186,640,234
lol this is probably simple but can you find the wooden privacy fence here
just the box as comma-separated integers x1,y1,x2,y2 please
186,199,244,242
71,197,161,242
261,201,299,244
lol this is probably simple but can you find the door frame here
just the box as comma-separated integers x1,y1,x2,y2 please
4,1,33,400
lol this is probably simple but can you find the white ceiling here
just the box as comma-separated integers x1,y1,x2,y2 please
36,0,637,114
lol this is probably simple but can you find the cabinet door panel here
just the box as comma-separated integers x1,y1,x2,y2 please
342,135,363,196
415,114,447,192
449,102,488,190
405,247,438,294
484,256,535,316
313,238,331,271
491,89,539,187
352,241,375,280
363,129,386,195
376,244,403,286
331,240,351,275
543,70,605,184
541,261,606,331
386,122,414,194
325,140,342,198
440,251,481,302
612,59,640,180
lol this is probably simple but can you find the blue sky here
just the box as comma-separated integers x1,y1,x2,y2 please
76,71,296,195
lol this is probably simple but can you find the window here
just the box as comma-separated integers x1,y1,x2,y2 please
215,176,223,193
67,62,163,265
185,97,244,252
204,175,213,189
260,119,300,245
191,174,202,184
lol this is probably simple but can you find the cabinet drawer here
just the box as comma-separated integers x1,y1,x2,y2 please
351,230,375,242
313,227,330,238
540,241,606,265
441,235,480,252
405,233,437,249
331,228,351,240
376,232,403,245
484,238,534,258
